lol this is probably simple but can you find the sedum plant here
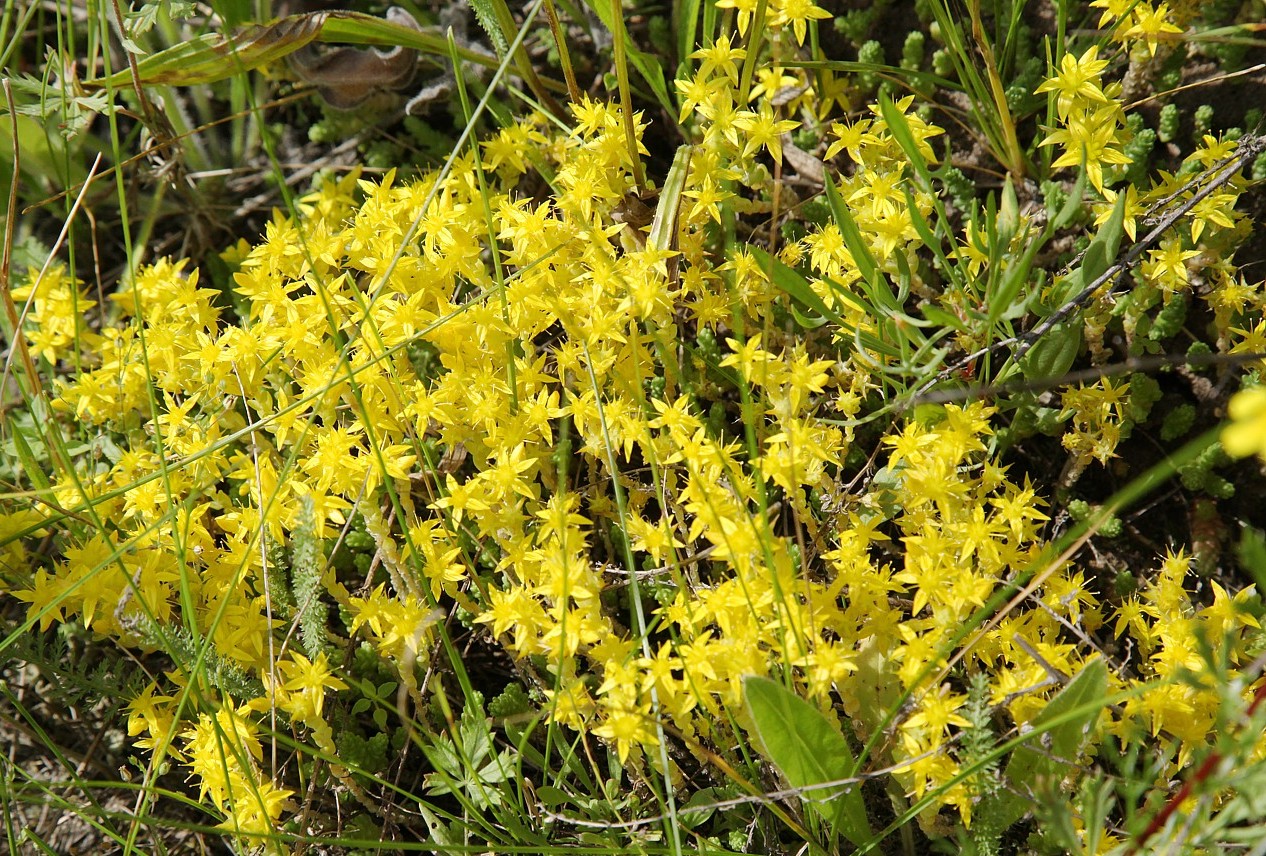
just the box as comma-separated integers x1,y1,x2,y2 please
4,0,1266,853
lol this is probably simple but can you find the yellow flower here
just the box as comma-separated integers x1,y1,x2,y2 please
713,0,759,35
770,0,832,44
1121,2,1183,57
690,33,747,83
1222,387,1266,461
734,103,800,162
1034,46,1109,120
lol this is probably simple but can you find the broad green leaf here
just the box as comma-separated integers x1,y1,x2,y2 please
1076,188,1126,293
1020,320,1081,382
985,659,1109,831
743,676,873,847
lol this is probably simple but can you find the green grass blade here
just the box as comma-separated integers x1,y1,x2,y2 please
822,174,878,285
879,93,933,188
750,245,846,327
674,0,703,74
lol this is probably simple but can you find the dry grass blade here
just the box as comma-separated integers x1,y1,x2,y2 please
82,10,544,91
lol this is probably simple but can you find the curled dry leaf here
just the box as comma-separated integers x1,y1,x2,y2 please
288,6,421,110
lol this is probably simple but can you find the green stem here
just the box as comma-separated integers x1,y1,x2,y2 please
543,0,583,105
610,0,646,192
737,0,769,105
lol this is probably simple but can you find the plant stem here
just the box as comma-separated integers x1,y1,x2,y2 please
610,0,646,192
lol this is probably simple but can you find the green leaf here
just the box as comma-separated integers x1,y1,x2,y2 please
743,676,873,847
1051,164,1088,232
575,0,673,116
748,246,844,327
902,185,965,293
10,418,51,494
1238,527,1266,593
1052,189,1126,308
986,659,1109,831
1008,658,1109,780
1079,188,1126,288
789,303,830,329
822,173,879,286
124,0,194,41
648,146,691,254
998,175,1019,247
289,495,328,659
674,0,704,75
1020,320,1081,382
879,94,932,189
748,247,898,359
920,303,970,334
86,13,325,88
988,234,1044,328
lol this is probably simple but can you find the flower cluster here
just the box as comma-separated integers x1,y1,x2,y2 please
1091,0,1186,59
1037,46,1132,194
